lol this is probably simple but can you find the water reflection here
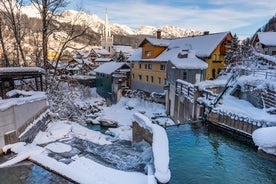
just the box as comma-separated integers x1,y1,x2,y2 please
167,123,276,184
0,155,72,184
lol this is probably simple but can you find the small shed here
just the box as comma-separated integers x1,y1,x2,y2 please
94,62,130,103
0,67,45,99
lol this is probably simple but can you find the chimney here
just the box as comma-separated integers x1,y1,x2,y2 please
203,31,209,35
157,29,161,39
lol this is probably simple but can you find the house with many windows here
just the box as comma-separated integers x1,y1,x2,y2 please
171,32,232,80
129,37,170,93
252,32,276,56
129,31,232,94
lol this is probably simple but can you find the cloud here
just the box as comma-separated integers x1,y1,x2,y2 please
70,0,275,36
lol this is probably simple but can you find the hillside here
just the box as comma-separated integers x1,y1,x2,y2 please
19,4,202,48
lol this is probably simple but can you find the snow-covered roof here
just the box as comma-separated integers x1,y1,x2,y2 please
0,91,46,111
129,32,230,62
257,32,276,46
94,62,129,75
168,48,208,69
171,32,230,58
113,45,135,54
81,51,91,58
92,48,110,56
0,67,45,75
72,58,92,65
95,58,113,62
139,37,170,47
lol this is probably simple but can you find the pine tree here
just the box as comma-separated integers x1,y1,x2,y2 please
225,34,239,65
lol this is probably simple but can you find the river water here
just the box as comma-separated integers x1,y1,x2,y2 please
0,123,275,184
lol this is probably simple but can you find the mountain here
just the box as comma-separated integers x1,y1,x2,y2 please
21,4,202,40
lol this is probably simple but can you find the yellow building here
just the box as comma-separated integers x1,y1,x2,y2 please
129,37,170,93
47,51,59,61
129,32,233,93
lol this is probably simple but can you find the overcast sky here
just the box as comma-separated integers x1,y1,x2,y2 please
67,0,276,39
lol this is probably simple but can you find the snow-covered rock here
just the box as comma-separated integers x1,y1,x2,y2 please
252,127,276,156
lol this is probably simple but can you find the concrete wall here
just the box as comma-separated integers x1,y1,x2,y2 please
131,80,164,93
0,99,47,151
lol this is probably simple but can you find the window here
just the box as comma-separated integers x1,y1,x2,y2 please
158,77,161,84
160,64,166,71
145,51,152,57
145,64,148,69
146,75,149,82
138,75,142,80
151,76,154,83
148,64,152,70
139,64,142,69
183,71,187,80
132,74,135,79
212,69,216,79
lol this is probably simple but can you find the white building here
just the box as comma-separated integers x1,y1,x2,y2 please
101,10,114,53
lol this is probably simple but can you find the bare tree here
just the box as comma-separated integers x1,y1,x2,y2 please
30,0,68,70
0,16,9,66
50,12,91,78
0,0,28,66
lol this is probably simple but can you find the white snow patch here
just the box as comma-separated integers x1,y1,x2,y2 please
133,113,171,183
252,127,276,156
45,142,72,153
33,120,111,145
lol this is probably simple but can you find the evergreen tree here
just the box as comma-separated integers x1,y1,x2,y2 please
225,34,240,64
117,50,126,62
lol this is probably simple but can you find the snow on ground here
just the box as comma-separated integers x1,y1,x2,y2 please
1,88,174,184
45,142,72,153
252,127,276,156
33,120,111,145
95,96,174,141
0,142,149,184
0,119,152,184
213,94,276,126
97,97,174,126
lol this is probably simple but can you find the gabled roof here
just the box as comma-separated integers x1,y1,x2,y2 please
95,58,113,62
112,45,135,54
91,48,110,56
129,32,231,62
94,62,129,75
170,32,230,58
256,32,276,46
138,37,170,47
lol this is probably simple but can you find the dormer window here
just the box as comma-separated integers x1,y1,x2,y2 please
145,51,153,57
178,50,189,58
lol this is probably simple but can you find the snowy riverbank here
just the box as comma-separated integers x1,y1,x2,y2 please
0,88,173,184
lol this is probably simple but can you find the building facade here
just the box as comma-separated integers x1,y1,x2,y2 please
129,32,232,94
129,37,170,93
252,32,276,56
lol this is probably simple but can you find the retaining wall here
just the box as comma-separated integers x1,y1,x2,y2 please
0,99,47,151
207,112,261,137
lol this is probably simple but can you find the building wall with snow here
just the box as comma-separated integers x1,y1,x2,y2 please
131,80,164,94
0,99,47,151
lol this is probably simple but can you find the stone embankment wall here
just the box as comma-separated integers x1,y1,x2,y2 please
0,99,47,153
19,111,50,143
132,121,153,145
